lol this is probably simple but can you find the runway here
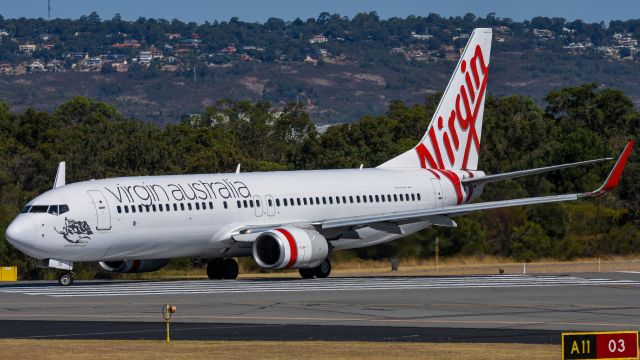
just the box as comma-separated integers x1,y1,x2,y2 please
1,272,639,342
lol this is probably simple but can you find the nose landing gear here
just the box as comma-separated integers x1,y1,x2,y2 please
57,272,75,286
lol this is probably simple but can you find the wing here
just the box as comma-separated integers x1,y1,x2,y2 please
320,140,634,230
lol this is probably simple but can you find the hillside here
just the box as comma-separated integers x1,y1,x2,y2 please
2,13,640,124
2,50,639,125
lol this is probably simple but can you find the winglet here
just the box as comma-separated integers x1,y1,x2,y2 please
585,141,634,196
53,161,66,189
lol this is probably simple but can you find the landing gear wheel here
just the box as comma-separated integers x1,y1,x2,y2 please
299,268,315,279
222,258,239,280
207,259,224,280
314,259,331,278
58,272,74,286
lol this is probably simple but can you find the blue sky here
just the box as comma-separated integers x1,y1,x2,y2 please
1,0,637,24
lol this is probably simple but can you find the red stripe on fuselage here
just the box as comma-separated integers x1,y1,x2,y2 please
275,228,298,268
434,169,464,205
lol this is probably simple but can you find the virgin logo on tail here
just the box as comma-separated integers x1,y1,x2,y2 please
416,44,489,170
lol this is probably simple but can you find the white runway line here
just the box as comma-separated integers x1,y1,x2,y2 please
1,275,638,298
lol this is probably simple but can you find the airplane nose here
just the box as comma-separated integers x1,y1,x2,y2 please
5,216,37,249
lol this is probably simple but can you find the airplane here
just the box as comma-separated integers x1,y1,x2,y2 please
4,28,634,286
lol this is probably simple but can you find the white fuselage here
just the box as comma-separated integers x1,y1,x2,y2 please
7,167,483,263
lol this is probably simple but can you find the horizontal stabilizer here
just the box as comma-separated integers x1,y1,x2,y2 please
461,158,612,186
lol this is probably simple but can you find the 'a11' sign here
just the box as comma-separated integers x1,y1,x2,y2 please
562,331,638,359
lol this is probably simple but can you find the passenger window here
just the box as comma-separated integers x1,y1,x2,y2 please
405,193,410,200
195,202,200,210
303,198,308,205
393,194,398,202
209,201,213,209
124,205,129,213
315,197,320,205
322,197,326,205
297,198,301,206
308,198,312,205
256,200,261,207
48,205,59,215
417,193,421,201
152,204,157,212
399,194,404,201
249,200,254,208
237,200,241,208
117,206,122,214
387,195,392,202
187,203,192,210
283,198,288,206
223,201,228,209
356,196,361,203
411,194,416,201
180,203,185,211
132,206,136,213
329,197,333,204
166,204,170,211
341,196,346,203
173,203,178,211
290,198,294,206
274,199,279,207
336,197,341,204
243,200,248,208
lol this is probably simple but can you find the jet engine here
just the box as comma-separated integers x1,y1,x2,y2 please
98,259,169,273
252,227,329,269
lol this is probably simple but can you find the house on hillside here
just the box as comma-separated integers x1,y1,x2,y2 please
309,34,328,44
19,44,37,53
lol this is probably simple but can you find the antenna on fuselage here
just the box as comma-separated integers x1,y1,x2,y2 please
235,163,241,174
53,161,65,188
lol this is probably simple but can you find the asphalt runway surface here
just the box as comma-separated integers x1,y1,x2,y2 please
1,272,639,343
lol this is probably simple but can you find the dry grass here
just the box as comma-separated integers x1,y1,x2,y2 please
0,339,556,360
126,256,640,280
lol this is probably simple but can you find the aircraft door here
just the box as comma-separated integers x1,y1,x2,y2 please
253,195,263,217
87,190,112,230
430,179,444,207
265,195,275,216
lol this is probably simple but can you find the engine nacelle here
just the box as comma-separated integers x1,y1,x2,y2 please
252,227,329,269
98,259,169,273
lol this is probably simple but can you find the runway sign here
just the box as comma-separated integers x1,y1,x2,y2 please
562,331,638,359
0,266,17,281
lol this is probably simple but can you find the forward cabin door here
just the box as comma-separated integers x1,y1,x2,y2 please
87,190,112,230
430,179,444,208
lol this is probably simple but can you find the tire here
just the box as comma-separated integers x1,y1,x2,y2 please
299,268,315,279
207,259,224,280
58,273,73,286
222,258,239,280
314,259,331,278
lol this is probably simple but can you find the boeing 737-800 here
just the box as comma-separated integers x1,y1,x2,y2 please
4,28,634,285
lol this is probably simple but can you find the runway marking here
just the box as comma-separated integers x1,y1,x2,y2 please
0,275,638,298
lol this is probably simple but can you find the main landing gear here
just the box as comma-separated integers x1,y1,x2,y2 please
207,258,239,280
299,259,331,279
57,272,75,286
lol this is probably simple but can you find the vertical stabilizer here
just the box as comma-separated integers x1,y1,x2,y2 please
379,28,492,170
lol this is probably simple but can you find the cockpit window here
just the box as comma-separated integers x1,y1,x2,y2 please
26,204,69,215
29,205,49,213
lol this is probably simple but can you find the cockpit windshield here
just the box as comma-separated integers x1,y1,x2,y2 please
22,204,69,215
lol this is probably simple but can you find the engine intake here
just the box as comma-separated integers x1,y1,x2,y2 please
253,227,328,269
99,259,169,273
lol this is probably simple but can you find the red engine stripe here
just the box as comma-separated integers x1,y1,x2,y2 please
275,228,298,268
